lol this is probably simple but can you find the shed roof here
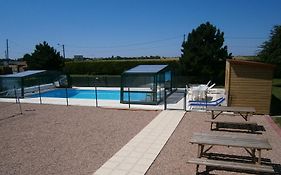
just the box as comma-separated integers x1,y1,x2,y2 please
124,65,168,74
0,70,46,78
227,59,275,69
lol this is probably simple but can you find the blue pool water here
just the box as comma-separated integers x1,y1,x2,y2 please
31,88,146,101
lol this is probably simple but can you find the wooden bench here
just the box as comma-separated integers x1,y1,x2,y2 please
206,106,256,121
205,119,258,132
188,158,274,174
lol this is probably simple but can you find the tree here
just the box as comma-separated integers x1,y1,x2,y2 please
23,41,64,70
180,22,232,82
258,25,281,77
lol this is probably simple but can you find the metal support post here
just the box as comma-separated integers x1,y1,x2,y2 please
95,86,98,107
38,85,42,104
128,88,131,109
184,88,187,111
14,86,22,114
65,87,69,106
164,88,167,110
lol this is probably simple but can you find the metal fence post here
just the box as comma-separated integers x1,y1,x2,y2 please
14,86,22,114
94,77,98,107
95,86,98,107
205,90,208,109
14,86,19,104
38,84,42,104
184,88,187,111
128,87,131,109
164,88,167,110
65,87,69,106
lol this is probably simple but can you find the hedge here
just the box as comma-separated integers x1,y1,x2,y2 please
63,59,227,86
0,66,12,75
64,59,181,75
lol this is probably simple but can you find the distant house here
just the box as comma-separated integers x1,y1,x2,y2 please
74,55,84,59
8,61,27,73
0,60,27,75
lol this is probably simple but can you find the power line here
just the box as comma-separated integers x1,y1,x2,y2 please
66,35,182,49
225,36,266,40
6,39,9,59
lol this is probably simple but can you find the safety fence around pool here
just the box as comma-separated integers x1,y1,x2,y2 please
0,74,208,110
7,85,188,112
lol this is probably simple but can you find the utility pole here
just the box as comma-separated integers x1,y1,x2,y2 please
58,43,65,59
62,44,65,59
6,39,9,59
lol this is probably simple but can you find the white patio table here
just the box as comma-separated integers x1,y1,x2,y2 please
190,85,208,101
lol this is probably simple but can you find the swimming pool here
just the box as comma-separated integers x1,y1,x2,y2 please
30,88,147,101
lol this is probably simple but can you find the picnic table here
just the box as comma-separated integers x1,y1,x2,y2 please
190,132,272,164
188,132,274,174
206,106,256,121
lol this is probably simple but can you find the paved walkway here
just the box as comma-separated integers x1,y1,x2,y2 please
94,110,186,175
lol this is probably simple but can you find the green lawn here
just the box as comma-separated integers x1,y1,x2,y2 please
272,78,281,86
271,79,281,127
273,117,281,127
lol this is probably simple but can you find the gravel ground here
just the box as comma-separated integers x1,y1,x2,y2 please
0,102,159,175
1,102,280,175
147,112,281,175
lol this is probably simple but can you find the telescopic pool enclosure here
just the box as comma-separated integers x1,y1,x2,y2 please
0,70,64,98
120,65,173,105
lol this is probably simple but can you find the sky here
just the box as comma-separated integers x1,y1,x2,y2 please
0,0,281,59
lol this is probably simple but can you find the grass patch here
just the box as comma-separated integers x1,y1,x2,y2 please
272,79,281,86
273,118,281,127
271,79,281,128
234,56,260,61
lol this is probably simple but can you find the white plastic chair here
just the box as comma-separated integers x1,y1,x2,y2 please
207,83,216,94
208,83,216,89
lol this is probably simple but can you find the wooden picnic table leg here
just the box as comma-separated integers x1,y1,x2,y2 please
196,144,205,175
210,121,213,130
196,144,201,175
239,112,249,121
196,164,199,175
245,114,248,121
257,149,261,164
212,111,223,120
197,144,201,158
197,144,204,158
251,149,256,163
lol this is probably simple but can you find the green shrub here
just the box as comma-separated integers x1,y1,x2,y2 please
64,59,181,75
0,66,12,75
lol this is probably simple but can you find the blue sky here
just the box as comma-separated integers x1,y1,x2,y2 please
0,0,281,59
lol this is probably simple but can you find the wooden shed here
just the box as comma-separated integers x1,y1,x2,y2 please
225,59,275,114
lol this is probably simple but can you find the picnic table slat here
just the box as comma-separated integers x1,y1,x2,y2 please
190,133,272,150
206,106,256,113
205,120,257,125
188,158,274,173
